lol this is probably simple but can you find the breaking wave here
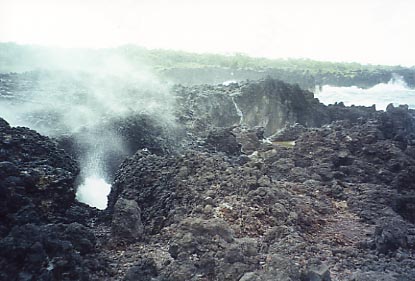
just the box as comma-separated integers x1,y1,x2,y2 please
315,75,415,110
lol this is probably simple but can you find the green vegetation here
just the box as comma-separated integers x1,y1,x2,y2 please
116,45,406,76
1,42,414,88
0,42,407,74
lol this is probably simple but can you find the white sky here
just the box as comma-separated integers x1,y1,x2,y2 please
1,0,414,66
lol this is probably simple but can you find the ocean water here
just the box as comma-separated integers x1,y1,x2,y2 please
315,76,415,110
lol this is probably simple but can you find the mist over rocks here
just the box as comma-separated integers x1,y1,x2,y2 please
0,68,178,209
1,72,415,280
56,113,178,181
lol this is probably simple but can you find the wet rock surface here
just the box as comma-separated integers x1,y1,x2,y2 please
1,75,415,280
0,118,107,280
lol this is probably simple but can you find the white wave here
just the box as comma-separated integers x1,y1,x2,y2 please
315,76,415,110
222,80,237,86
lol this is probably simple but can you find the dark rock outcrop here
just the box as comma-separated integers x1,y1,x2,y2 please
374,217,409,254
269,123,307,142
175,78,327,137
105,104,415,280
0,118,104,280
123,258,158,281
111,198,144,242
175,78,384,140
205,127,242,156
234,78,329,135
0,223,97,281
0,118,79,235
233,126,265,154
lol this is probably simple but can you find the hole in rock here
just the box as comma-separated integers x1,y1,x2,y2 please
58,134,126,210
76,175,111,210
56,114,174,210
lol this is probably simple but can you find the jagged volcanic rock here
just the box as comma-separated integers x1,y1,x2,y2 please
174,78,381,139
0,118,79,234
2,74,415,280
175,78,330,136
104,105,415,280
111,198,144,242
56,113,178,180
0,118,106,280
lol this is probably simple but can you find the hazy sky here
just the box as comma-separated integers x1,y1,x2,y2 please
1,0,414,66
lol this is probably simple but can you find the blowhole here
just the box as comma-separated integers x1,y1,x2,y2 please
75,175,111,210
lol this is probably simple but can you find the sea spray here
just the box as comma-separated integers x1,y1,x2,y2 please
0,57,176,209
73,130,122,209
315,75,415,110
76,176,111,210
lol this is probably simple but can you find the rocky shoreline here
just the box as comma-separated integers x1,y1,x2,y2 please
0,77,414,280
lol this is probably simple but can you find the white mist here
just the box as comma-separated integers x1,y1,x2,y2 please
0,55,175,210
76,176,111,210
